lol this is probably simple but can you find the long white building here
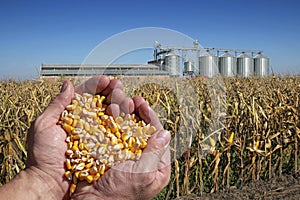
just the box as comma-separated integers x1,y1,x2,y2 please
39,63,169,79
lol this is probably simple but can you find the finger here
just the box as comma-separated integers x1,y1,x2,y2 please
41,80,74,123
133,96,163,131
143,130,170,153
106,104,120,118
133,130,170,173
119,97,134,114
101,79,124,96
105,88,125,105
75,75,110,95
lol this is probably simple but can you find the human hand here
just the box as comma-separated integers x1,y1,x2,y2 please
25,75,170,200
25,79,74,199
25,75,125,200
71,82,171,200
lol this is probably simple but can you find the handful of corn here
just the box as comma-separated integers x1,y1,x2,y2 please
59,93,156,195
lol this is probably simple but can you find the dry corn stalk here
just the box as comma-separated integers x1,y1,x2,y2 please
0,79,61,186
1,76,300,199
59,92,156,196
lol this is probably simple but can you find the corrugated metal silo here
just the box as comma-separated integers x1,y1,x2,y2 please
219,52,237,76
254,52,269,77
183,61,194,74
237,53,253,77
199,51,219,77
165,53,180,76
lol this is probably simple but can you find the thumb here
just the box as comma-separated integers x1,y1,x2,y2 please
41,80,74,122
134,130,171,173
111,130,170,173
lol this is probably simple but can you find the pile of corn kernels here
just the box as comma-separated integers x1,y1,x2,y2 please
59,93,156,195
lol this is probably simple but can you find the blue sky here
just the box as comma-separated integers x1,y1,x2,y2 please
0,0,300,79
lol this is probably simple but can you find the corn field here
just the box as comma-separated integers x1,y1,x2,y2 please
0,76,300,199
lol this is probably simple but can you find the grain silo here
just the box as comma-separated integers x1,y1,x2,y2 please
183,61,194,76
199,50,219,77
165,53,180,76
219,51,237,76
254,52,270,76
237,53,253,77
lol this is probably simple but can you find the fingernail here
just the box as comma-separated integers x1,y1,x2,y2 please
60,81,68,93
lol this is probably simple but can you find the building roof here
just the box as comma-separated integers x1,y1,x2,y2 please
40,64,170,78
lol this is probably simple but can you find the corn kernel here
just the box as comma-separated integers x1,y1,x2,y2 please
94,173,101,181
65,149,73,156
89,166,98,175
74,171,80,179
63,123,75,134
78,174,85,181
72,141,79,151
70,183,77,196
64,117,73,125
64,171,72,181
76,119,84,129
75,162,85,171
140,139,147,149
66,104,76,111
122,132,130,141
99,164,105,175
84,122,91,132
96,101,102,108
86,175,94,183
66,159,72,170
128,137,135,148
71,135,80,141
68,142,73,149
115,131,121,139
72,99,79,105
78,143,85,151
110,136,118,145
98,112,104,117
72,128,82,135
85,162,93,169
81,150,88,156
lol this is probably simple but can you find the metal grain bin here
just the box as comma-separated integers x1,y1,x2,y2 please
237,53,253,77
183,61,194,74
165,53,180,76
219,52,237,77
254,52,269,77
199,51,219,77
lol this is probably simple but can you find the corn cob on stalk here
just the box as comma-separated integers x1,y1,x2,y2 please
59,92,156,196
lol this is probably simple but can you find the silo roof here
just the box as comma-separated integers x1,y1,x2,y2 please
254,53,268,59
201,51,216,57
220,52,234,57
237,53,251,58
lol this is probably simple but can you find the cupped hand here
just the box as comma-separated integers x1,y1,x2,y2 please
26,76,126,200
72,92,171,199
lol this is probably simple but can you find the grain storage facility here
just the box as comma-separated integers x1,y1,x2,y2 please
164,53,181,76
254,52,270,76
199,50,219,78
39,41,270,79
219,51,237,77
237,53,254,77
183,61,195,76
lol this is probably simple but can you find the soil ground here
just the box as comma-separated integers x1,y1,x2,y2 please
174,171,300,200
